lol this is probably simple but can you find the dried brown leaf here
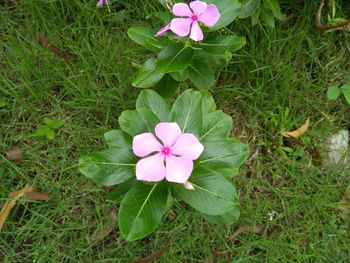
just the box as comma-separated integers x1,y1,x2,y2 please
134,242,170,263
25,192,52,201
203,250,221,263
38,33,77,61
231,224,264,240
282,118,310,139
6,147,23,162
92,208,117,239
0,184,33,231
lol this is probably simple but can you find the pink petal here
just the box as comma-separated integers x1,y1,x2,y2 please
172,133,204,160
96,0,105,7
198,4,220,27
132,133,162,158
189,20,203,41
155,122,181,147
165,156,193,183
189,0,207,15
184,181,195,190
170,18,192,37
172,3,193,17
136,153,166,182
155,24,170,37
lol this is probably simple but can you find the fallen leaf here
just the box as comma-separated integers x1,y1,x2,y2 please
339,185,350,218
6,147,23,162
284,137,322,164
203,250,221,263
38,33,77,61
134,242,170,263
0,184,33,231
231,224,264,240
92,208,117,239
282,118,310,139
25,192,52,201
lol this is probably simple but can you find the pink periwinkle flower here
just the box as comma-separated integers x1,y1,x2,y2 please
96,0,105,7
132,122,204,184
155,0,220,41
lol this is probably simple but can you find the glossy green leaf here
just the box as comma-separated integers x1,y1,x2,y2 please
132,58,164,88
201,111,233,141
154,74,179,99
187,58,215,89
171,70,189,82
118,182,169,241
156,43,194,73
119,109,160,137
240,0,260,18
341,84,350,104
199,35,246,54
107,179,136,202
144,38,168,52
104,130,132,149
200,90,216,114
260,6,275,28
171,89,202,137
327,85,341,100
199,139,249,171
79,148,137,186
127,26,157,48
174,170,238,215
206,0,241,30
263,0,286,21
136,89,171,121
202,207,240,225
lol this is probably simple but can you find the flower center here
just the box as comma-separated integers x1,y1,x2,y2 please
161,146,172,156
191,15,198,21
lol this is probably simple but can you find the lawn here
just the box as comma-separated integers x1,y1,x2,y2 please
1,0,350,262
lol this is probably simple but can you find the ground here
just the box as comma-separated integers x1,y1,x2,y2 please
1,0,350,262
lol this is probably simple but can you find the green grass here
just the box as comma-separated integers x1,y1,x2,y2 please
1,0,350,262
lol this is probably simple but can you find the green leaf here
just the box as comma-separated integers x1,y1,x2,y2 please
0,99,7,108
127,26,158,49
199,35,246,54
171,89,202,137
50,119,65,129
154,74,179,99
341,84,350,104
46,129,55,140
79,148,137,186
201,111,233,141
199,90,216,114
107,179,136,202
144,38,168,52
43,117,52,125
260,5,275,28
119,109,160,137
240,0,260,18
187,58,215,89
206,0,241,30
327,85,341,100
173,170,238,215
156,43,194,73
118,182,169,241
136,89,171,121
263,0,286,21
132,58,164,88
202,207,240,225
199,139,249,172
104,130,132,149
34,125,51,137
171,70,189,82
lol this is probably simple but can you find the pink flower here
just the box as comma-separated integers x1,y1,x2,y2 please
132,122,204,183
155,0,220,41
96,0,105,7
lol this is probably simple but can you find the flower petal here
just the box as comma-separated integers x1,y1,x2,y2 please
198,4,220,27
189,20,203,41
136,153,166,182
165,156,193,183
132,133,162,158
172,133,204,160
172,3,193,17
184,181,195,190
155,122,182,147
96,0,105,7
189,0,207,15
170,18,192,37
155,24,170,37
